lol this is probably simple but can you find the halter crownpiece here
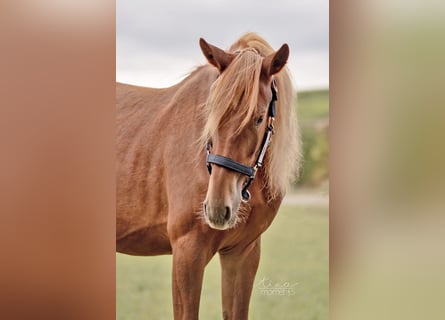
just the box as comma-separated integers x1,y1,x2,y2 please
206,79,278,202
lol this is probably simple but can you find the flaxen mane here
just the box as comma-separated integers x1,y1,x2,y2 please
202,33,301,199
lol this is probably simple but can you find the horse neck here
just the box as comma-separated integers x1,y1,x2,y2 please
170,66,217,126
162,66,218,152
173,66,218,100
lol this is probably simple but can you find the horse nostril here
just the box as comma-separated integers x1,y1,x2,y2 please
224,206,231,221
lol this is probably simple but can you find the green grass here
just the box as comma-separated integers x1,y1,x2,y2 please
297,89,329,121
116,204,328,320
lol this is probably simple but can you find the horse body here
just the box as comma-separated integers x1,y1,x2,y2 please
116,68,213,255
116,68,281,252
116,33,300,320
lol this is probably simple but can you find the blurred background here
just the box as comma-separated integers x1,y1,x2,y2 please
330,2,445,319
116,0,329,319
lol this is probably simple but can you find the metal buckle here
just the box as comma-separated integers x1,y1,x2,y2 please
241,189,251,202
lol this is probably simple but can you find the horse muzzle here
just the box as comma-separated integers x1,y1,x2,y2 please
203,200,236,230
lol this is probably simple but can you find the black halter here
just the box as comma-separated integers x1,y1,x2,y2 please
206,79,278,202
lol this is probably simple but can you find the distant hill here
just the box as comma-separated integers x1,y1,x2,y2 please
297,89,329,121
295,89,329,187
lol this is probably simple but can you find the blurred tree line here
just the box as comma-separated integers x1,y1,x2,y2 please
295,89,329,187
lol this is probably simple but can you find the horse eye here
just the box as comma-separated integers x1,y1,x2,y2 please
256,116,264,126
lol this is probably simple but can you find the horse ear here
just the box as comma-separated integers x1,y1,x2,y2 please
199,38,234,73
262,44,289,77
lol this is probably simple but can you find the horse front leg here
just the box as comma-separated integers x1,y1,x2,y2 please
171,235,213,320
219,238,261,320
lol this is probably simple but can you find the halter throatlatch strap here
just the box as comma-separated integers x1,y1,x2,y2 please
206,79,278,202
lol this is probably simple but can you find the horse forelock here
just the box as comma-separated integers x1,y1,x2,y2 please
201,48,262,140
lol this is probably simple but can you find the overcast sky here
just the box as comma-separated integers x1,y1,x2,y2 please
117,0,328,90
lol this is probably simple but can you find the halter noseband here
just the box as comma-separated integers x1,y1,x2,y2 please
206,79,278,202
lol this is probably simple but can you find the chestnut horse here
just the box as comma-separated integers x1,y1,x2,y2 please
116,33,300,320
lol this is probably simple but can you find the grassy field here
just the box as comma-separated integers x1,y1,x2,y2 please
116,203,328,320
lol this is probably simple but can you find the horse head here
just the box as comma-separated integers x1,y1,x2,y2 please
199,38,289,230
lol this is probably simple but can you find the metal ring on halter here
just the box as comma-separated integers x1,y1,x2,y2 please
241,189,251,202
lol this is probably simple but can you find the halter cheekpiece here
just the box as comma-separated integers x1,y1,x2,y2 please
206,79,278,202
